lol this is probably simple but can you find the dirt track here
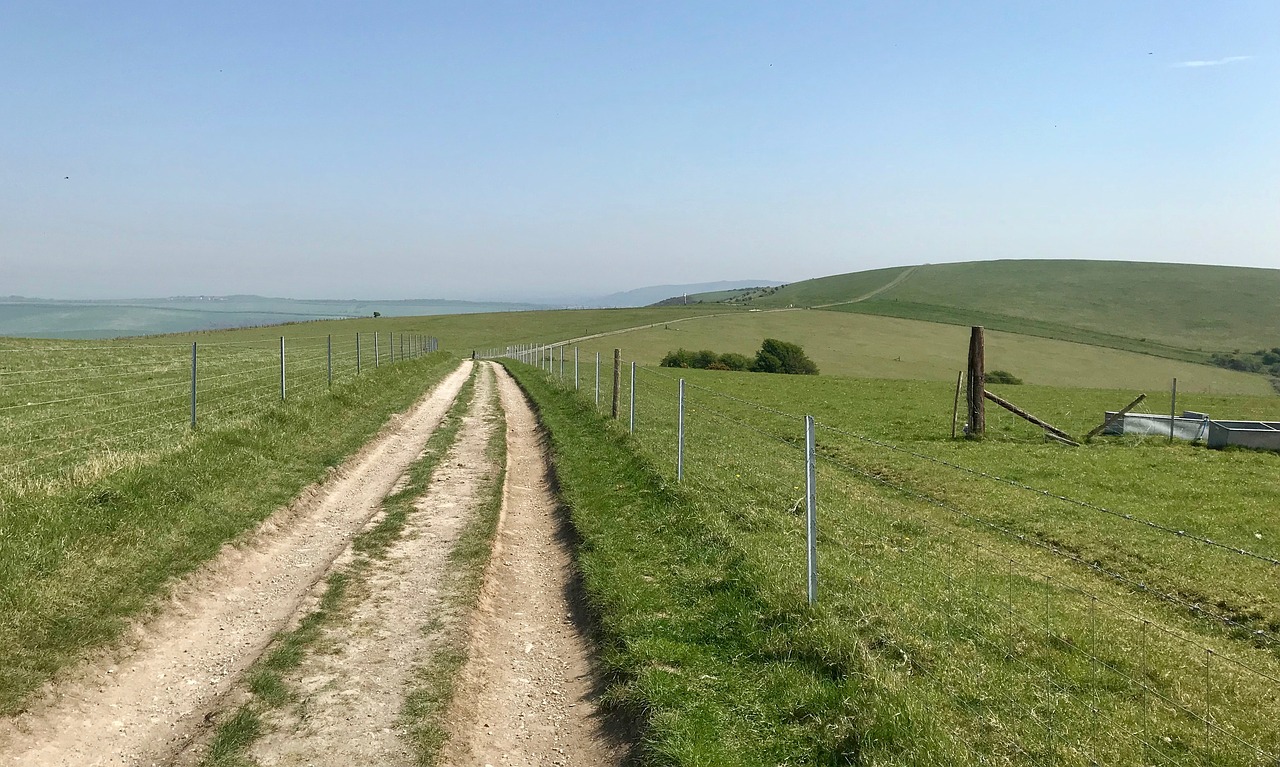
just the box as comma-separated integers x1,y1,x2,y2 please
441,366,628,766
0,360,625,766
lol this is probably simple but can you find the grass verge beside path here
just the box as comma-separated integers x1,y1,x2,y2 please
0,353,459,715
506,362,872,766
508,361,1280,765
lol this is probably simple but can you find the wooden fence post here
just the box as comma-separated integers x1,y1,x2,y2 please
965,326,985,439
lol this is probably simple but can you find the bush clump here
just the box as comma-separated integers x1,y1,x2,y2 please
1209,347,1280,376
751,338,818,375
660,339,818,376
986,370,1022,385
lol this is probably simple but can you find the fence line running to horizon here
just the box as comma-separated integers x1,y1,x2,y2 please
489,341,1280,766
0,331,439,495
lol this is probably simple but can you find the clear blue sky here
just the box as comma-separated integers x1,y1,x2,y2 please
3,1,1277,300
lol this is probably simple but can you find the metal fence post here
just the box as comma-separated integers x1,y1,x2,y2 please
611,349,621,418
375,331,380,368
280,336,286,400
805,415,817,605
559,345,564,379
190,342,197,429
574,346,579,389
629,361,636,433
357,332,362,374
595,352,600,407
677,378,685,481
327,335,332,388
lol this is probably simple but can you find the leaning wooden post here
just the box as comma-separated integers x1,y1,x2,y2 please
611,348,622,419
965,326,985,438
1084,393,1148,442
983,390,1080,446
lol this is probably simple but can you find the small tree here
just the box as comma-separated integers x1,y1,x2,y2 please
752,339,818,375
717,352,751,371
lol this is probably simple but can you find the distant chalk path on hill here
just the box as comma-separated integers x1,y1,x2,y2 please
811,263,920,308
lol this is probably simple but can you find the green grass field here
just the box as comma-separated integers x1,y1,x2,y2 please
688,260,1280,361
552,309,1272,395
0,341,458,713
0,329,440,494
3,278,1279,762
510,359,1280,765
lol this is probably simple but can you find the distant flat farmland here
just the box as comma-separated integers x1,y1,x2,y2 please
0,296,547,339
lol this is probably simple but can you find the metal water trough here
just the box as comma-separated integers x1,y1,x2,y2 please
1206,420,1280,451
1101,411,1280,452
1102,412,1210,441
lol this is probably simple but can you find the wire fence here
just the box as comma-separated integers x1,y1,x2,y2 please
0,331,440,495
491,342,1280,766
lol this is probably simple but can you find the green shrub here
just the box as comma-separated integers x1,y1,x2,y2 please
752,338,819,375
717,352,751,371
660,348,696,368
986,370,1022,385
692,349,719,369
661,341,818,375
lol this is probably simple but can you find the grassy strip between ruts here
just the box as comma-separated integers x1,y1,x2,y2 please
201,365,482,766
505,362,872,766
402,365,507,765
0,352,460,715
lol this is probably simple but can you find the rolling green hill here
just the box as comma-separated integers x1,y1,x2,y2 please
695,260,1280,360
563,309,1272,395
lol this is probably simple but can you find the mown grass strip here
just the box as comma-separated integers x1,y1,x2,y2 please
0,353,459,715
200,366,480,766
402,366,507,765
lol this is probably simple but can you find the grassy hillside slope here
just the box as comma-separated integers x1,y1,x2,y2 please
711,261,1280,358
563,310,1271,395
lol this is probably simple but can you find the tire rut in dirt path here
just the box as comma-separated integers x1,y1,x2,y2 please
0,361,474,767
227,361,504,767
442,365,631,767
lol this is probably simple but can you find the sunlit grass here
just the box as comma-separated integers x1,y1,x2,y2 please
510,360,1280,765
0,352,458,714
